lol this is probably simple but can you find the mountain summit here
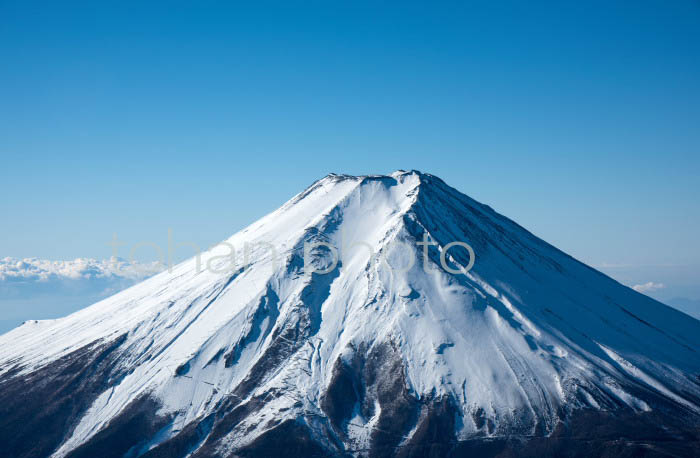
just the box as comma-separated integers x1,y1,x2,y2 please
1,171,699,457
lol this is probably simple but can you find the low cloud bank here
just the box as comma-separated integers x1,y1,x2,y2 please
0,257,164,334
632,281,665,294
0,257,163,283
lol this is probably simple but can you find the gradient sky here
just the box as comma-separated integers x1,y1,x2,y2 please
1,1,699,303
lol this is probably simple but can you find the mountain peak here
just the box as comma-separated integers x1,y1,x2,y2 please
322,169,433,183
1,172,699,457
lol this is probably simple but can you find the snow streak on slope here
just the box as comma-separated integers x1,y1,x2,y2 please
0,170,699,457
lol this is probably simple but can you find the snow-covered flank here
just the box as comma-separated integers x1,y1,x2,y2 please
0,170,699,457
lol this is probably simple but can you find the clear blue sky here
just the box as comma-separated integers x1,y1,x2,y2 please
1,1,699,300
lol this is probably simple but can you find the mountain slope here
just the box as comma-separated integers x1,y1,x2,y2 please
1,170,699,457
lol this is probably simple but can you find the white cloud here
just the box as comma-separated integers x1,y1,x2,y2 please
0,257,163,282
632,282,665,293
0,257,165,299
0,257,167,334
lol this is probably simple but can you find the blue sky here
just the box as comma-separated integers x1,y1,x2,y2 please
1,1,699,307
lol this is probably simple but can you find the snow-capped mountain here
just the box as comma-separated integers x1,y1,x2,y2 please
1,171,699,457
